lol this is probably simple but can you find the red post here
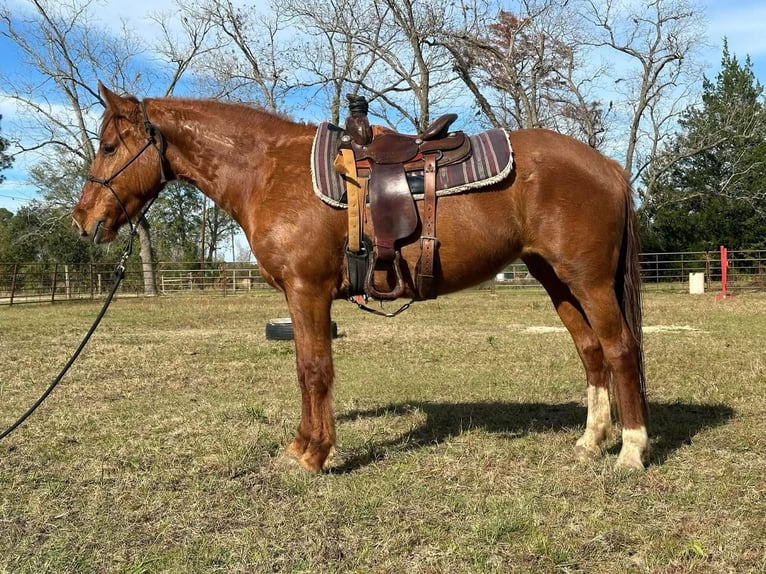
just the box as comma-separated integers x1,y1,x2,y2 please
716,245,733,300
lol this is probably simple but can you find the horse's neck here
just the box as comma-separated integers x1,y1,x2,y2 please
151,99,312,221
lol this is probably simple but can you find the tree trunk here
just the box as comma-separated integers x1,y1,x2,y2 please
137,219,157,296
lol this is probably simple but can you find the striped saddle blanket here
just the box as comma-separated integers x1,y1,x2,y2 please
311,122,513,208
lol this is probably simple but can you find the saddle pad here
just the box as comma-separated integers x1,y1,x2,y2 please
311,122,513,208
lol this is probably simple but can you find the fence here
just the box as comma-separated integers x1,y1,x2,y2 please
495,249,766,293
638,249,766,292
0,262,271,306
2,249,765,306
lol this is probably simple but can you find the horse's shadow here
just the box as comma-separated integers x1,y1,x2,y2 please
333,400,735,473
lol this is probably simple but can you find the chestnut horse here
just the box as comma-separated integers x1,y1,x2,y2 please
74,83,648,472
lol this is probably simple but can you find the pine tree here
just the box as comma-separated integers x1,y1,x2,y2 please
641,42,766,251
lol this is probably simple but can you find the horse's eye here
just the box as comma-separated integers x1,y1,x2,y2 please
101,144,117,156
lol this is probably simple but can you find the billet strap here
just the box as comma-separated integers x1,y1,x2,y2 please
336,149,362,252
359,177,368,236
417,153,439,299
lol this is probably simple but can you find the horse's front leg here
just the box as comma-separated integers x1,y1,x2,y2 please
283,291,336,473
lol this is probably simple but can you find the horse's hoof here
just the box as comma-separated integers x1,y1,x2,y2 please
614,451,646,471
615,427,648,470
298,453,324,474
574,443,601,462
282,441,334,474
285,439,307,460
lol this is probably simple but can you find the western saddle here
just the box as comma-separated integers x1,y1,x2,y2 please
335,95,472,300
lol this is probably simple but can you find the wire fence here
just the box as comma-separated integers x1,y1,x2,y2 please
2,249,765,306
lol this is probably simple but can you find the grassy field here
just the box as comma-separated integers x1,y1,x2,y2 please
1,288,764,573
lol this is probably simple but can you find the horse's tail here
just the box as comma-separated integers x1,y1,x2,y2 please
616,176,648,421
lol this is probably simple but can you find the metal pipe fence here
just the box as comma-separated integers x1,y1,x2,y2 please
492,249,766,293
2,250,765,306
0,262,271,306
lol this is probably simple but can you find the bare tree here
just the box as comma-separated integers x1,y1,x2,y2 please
1,0,210,293
279,0,472,131
442,0,608,145
442,0,705,186
361,0,468,131
175,0,297,110
1,0,135,160
151,8,220,97
581,0,706,182
279,0,381,124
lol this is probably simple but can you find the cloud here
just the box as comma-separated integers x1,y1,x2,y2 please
0,177,37,212
0,95,22,119
94,0,179,35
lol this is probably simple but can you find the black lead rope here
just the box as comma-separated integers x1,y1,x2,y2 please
0,233,134,442
0,100,166,442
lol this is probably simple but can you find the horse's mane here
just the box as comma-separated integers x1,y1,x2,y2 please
100,93,314,140
164,98,320,146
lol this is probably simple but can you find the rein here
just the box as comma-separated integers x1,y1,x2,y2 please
0,101,167,442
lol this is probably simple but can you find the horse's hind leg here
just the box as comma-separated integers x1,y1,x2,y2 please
283,289,336,473
525,255,612,460
567,283,648,470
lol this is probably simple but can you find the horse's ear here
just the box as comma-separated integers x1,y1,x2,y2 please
98,81,135,118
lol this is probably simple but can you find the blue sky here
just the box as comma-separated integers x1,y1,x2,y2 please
2,0,766,213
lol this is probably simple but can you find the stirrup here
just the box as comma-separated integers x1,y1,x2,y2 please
365,251,406,300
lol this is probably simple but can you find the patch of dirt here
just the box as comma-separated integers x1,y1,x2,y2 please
509,324,704,334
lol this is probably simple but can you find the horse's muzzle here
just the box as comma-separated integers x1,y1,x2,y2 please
72,215,108,244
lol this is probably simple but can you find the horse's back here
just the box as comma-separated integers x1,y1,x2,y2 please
509,128,629,207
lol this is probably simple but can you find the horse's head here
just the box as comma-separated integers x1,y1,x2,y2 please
73,82,168,243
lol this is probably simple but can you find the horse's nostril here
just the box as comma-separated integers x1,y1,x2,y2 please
91,219,107,243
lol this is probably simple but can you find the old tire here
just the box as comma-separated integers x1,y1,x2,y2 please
265,318,338,341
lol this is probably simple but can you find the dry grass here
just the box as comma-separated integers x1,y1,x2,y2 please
1,289,764,573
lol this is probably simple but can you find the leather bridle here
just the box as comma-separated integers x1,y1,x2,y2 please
86,100,172,236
